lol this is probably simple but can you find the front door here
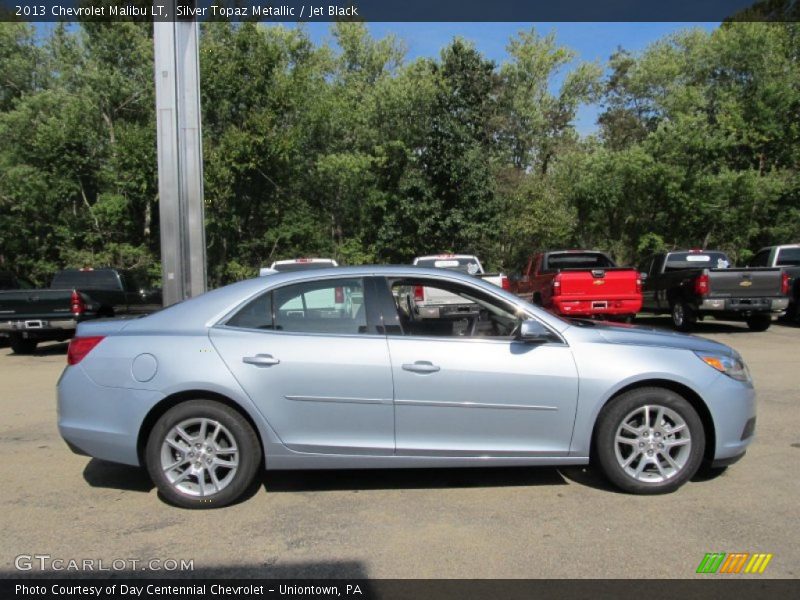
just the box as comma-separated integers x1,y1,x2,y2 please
379,276,579,455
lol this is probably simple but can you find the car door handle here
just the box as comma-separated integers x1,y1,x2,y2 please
402,361,440,374
243,354,281,367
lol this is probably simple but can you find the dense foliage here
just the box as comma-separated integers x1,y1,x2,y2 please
0,21,798,286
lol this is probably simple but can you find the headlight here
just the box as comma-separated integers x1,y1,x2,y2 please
694,351,751,383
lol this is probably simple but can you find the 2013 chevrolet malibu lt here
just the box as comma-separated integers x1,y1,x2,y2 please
57,266,755,508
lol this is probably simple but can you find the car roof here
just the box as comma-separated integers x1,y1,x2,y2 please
120,265,568,334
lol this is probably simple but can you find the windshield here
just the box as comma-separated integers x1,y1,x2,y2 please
545,252,614,271
665,252,730,271
415,257,482,275
271,261,336,273
776,248,800,267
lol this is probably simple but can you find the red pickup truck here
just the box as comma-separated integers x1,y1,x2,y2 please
511,250,643,321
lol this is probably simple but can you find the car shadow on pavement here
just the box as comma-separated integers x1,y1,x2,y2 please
262,466,569,493
83,459,154,493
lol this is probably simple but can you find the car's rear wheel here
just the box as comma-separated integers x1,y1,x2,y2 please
746,314,771,332
595,387,705,494
670,301,696,332
145,400,261,509
10,336,37,354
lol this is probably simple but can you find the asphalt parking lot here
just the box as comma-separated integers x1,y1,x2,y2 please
1,317,798,579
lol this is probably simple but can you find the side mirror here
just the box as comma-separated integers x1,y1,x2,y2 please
517,319,553,343
639,272,648,281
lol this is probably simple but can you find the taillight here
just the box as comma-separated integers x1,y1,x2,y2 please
636,277,642,294
694,273,710,297
70,290,85,315
552,277,562,297
781,272,790,296
413,285,425,301
500,275,510,291
67,336,105,365
334,287,344,303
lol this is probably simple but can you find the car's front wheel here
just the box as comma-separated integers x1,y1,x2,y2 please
595,387,705,494
145,400,261,508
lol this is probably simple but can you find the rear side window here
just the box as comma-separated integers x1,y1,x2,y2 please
748,250,770,267
273,278,367,335
227,292,274,330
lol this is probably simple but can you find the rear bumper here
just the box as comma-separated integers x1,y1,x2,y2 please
699,297,789,314
0,318,77,339
57,364,164,466
552,297,642,317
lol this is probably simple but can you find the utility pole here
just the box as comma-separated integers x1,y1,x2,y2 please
153,2,207,306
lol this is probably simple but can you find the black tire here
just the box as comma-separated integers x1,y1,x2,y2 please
594,387,705,494
670,300,696,332
532,293,543,307
145,400,261,509
746,314,771,332
10,336,37,354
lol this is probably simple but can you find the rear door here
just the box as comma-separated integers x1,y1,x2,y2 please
210,276,396,455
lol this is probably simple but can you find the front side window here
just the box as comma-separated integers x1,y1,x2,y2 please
388,278,523,339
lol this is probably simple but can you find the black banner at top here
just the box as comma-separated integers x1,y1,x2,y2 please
1,0,799,23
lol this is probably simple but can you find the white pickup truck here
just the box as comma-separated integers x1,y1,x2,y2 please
408,254,509,319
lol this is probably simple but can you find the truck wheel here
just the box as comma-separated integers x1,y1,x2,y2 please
10,336,37,355
145,399,261,509
670,301,696,332
532,294,543,306
594,387,705,494
746,314,771,332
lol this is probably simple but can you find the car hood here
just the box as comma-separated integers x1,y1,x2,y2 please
565,320,735,356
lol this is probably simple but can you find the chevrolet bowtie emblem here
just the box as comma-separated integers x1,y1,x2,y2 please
739,280,753,287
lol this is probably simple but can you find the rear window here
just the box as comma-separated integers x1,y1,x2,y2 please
776,248,800,267
665,252,730,271
415,257,482,275
271,261,336,273
545,253,614,271
50,270,121,290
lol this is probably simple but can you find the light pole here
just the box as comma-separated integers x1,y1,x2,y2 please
153,1,207,306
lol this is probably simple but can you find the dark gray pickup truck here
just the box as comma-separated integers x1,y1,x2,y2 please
638,250,789,331
0,268,161,354
748,244,800,322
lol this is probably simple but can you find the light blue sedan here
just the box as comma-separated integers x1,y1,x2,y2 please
57,266,755,508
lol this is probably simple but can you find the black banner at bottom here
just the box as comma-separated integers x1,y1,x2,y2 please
2,579,799,600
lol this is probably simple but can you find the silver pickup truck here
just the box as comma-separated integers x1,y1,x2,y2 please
404,255,509,319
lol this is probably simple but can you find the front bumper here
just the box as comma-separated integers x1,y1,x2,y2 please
57,364,164,466
703,374,757,461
